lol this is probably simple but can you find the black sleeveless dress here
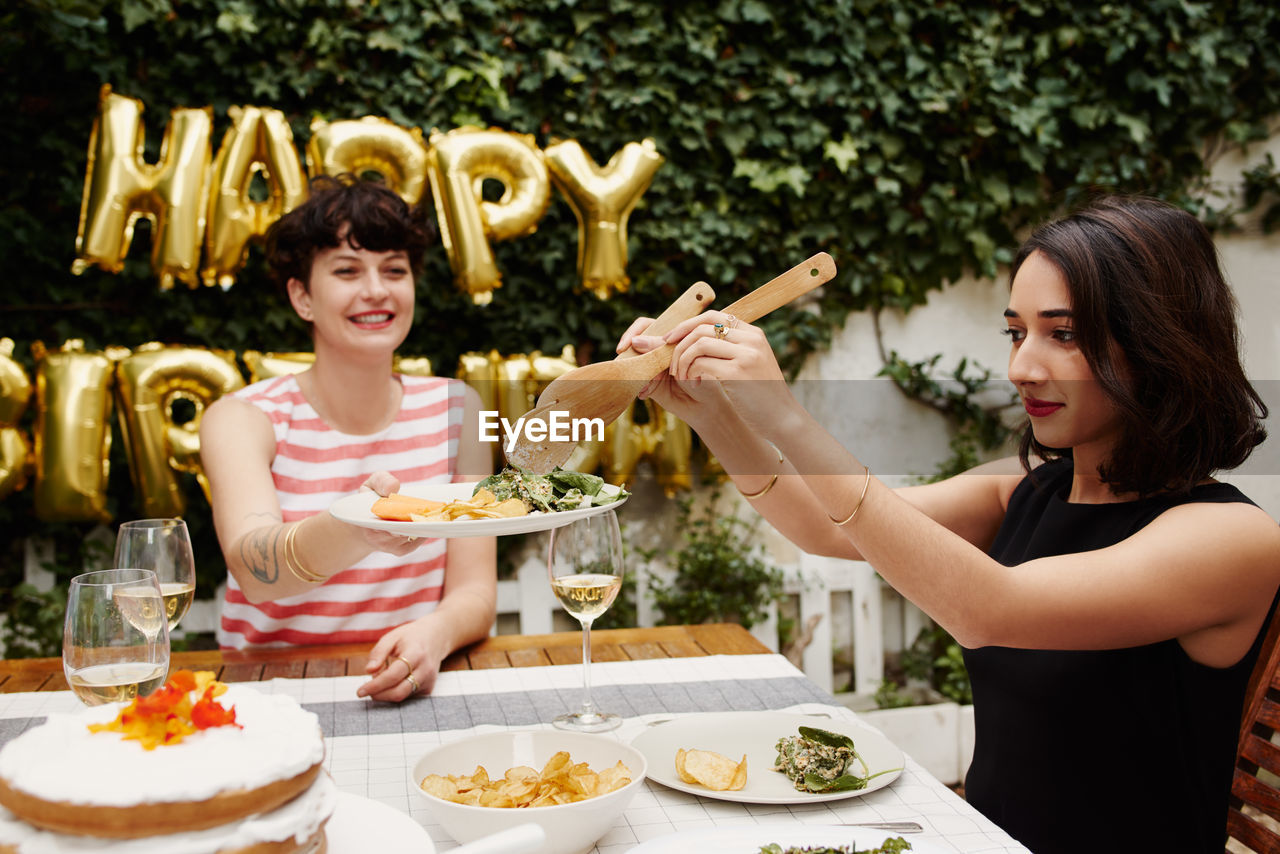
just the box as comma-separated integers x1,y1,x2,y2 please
963,458,1274,853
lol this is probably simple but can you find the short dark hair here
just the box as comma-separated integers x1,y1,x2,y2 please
1013,194,1267,496
264,173,432,290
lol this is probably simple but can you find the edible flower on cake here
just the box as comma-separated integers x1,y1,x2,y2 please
88,669,241,750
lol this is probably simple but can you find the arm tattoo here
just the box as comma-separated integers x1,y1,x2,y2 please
239,525,284,585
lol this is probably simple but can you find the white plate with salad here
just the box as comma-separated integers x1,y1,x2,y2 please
630,711,904,804
626,825,944,854
329,469,628,538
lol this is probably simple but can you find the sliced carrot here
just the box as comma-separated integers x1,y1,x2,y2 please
371,494,446,521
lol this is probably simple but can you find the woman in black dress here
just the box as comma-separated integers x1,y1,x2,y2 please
620,195,1280,852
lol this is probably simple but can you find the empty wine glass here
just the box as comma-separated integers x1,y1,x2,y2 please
114,518,196,633
546,510,624,732
63,569,170,706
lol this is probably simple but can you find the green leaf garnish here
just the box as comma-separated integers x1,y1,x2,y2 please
798,725,855,749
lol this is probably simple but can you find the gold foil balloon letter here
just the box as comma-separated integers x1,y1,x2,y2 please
306,116,430,205
32,341,114,522
544,138,664,299
427,127,551,304
0,338,32,500
73,84,213,290
601,400,691,496
115,344,244,517
203,106,308,288
241,350,315,383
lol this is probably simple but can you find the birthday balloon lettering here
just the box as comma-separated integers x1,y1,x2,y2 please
70,86,663,301
114,344,245,517
306,116,430,205
545,138,665,299
426,126,551,304
0,339,32,501
73,85,213,290
203,106,308,288
32,341,115,522
1,336,693,521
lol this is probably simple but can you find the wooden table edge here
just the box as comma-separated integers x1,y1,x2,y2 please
0,624,770,692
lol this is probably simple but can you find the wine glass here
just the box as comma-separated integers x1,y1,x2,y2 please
63,569,170,706
114,518,196,634
546,510,624,732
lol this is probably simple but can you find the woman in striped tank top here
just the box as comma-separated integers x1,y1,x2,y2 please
199,175,496,703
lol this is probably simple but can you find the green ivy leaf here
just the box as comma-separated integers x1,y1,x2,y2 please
732,160,810,196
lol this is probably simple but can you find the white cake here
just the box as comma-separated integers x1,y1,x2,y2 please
0,679,330,849
0,772,335,854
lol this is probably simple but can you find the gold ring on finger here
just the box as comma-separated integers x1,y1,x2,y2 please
713,322,728,340
405,672,420,694
394,655,413,674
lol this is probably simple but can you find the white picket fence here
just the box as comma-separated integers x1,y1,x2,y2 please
17,532,928,701
491,550,931,699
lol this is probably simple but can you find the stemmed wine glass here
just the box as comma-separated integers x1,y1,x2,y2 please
546,510,624,732
114,518,196,634
63,569,170,706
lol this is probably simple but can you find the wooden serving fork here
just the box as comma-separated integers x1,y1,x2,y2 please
505,252,836,473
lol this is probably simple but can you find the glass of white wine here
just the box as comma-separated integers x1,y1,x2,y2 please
114,518,196,634
546,509,624,732
63,569,170,706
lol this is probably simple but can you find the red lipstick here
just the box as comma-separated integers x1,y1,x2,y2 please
1023,398,1063,418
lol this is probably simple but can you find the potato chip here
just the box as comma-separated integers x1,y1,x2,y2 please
419,774,459,800
388,483,533,524
457,766,488,791
674,748,696,784
674,748,747,791
492,498,529,518
418,752,632,808
541,750,572,778
480,789,516,808
597,760,633,794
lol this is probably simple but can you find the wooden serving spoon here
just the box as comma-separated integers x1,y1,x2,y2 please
505,252,836,472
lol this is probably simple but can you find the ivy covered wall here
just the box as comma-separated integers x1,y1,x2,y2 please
2,0,1279,612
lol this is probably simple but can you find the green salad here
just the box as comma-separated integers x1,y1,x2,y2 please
759,837,911,854
474,466,628,513
772,726,899,794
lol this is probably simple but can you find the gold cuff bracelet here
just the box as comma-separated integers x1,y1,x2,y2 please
285,522,326,584
829,463,872,527
739,442,785,500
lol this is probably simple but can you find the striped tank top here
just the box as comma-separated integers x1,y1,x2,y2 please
216,373,465,648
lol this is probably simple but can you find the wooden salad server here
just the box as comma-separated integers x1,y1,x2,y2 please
505,251,836,473
499,280,715,470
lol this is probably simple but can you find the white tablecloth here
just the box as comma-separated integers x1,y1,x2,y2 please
0,653,1029,853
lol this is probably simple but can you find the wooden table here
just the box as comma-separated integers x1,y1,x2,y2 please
0,623,770,694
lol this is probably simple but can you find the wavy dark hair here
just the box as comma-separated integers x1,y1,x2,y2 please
263,173,433,290
1014,195,1267,496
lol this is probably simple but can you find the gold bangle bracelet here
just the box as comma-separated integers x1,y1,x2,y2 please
739,472,778,500
738,442,784,500
829,464,872,527
284,522,326,584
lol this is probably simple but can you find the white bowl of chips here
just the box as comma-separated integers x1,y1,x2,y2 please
409,730,647,854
